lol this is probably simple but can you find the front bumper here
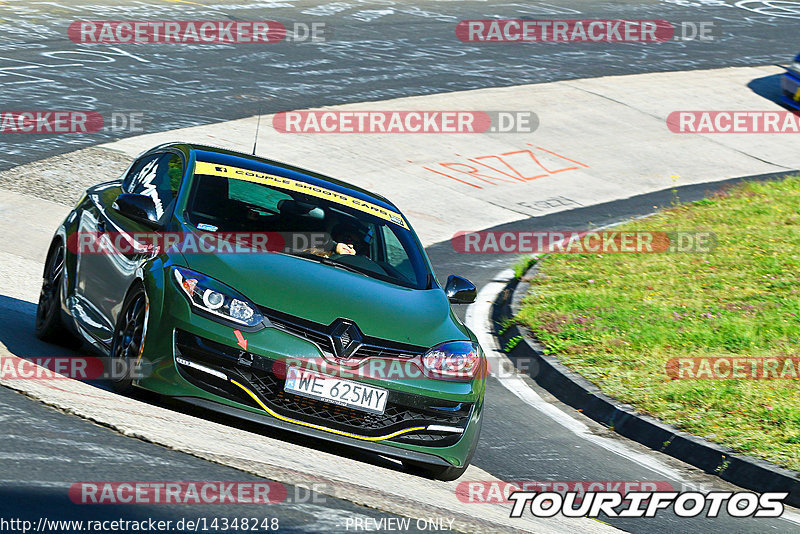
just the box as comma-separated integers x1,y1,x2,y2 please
136,274,485,467
780,70,800,110
173,396,456,467
174,329,475,448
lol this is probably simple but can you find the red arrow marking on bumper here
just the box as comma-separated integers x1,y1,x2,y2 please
234,330,247,351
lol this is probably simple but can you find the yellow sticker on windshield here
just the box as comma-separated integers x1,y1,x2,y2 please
194,161,408,229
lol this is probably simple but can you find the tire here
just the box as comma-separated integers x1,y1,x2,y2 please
109,284,148,394
35,241,81,348
401,459,469,481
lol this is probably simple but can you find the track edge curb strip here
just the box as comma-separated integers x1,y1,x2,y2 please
491,267,800,508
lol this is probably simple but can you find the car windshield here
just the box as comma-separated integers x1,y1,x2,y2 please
186,161,432,290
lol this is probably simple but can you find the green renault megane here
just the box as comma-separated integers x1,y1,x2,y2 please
35,143,485,480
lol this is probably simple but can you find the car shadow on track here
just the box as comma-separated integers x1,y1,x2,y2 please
0,295,79,362
747,72,796,110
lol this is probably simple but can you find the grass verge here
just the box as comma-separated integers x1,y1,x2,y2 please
515,176,800,472
513,255,539,279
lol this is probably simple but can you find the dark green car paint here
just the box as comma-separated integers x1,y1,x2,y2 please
45,143,485,473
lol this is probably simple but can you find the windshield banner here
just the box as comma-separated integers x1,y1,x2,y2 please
193,161,409,229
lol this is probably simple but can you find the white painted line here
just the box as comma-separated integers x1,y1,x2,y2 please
468,268,696,476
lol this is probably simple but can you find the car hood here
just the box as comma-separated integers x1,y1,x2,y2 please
179,251,469,347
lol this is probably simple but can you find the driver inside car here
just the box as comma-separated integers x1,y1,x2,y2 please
304,221,369,257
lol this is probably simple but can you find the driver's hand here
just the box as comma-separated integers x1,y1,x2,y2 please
335,242,356,255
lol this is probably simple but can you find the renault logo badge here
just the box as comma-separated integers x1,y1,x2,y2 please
330,319,363,360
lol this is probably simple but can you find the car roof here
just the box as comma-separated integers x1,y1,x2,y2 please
153,142,399,212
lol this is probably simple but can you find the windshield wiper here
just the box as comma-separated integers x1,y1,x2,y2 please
292,252,371,278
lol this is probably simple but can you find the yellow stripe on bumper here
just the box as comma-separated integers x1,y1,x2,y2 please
229,379,425,442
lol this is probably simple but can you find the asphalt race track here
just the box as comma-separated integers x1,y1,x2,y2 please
1,0,798,169
2,1,800,533
0,386,435,533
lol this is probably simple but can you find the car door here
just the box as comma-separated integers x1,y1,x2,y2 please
73,152,184,345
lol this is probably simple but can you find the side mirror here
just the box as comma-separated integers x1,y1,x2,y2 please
445,275,477,304
113,193,161,228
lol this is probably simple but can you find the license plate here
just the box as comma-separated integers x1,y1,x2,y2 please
284,367,388,414
794,87,800,102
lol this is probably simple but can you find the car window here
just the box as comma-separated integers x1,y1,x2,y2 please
124,153,183,223
122,154,160,192
187,162,431,289
381,224,415,282
229,179,292,214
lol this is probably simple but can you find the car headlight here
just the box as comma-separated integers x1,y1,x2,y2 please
790,61,800,75
173,266,264,328
422,341,482,380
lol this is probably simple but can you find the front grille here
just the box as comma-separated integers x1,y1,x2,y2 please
266,311,335,354
260,306,427,360
174,330,471,446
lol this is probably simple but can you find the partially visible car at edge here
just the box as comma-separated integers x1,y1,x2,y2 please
780,52,800,110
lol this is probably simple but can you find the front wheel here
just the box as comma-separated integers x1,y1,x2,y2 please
109,285,148,394
35,241,81,348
